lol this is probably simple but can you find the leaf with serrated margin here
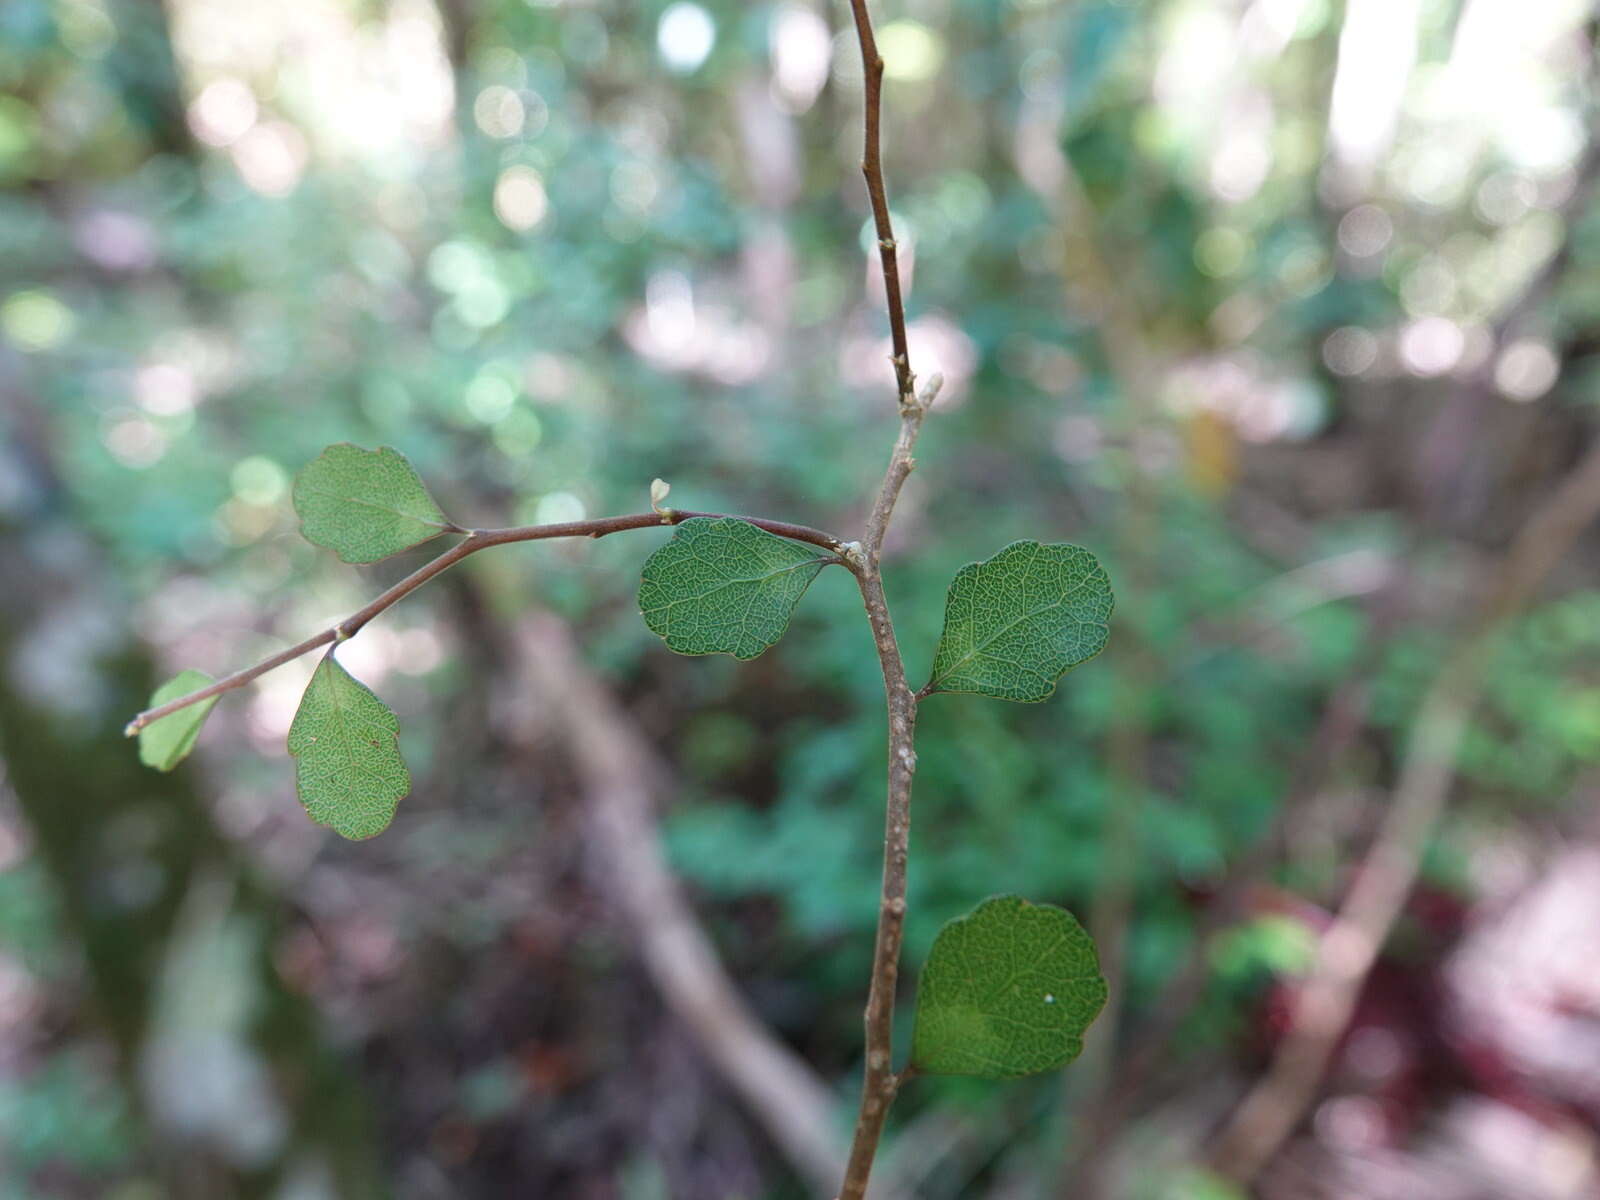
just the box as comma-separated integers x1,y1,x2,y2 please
638,517,832,660
912,895,1107,1077
286,653,409,840
138,669,219,771
292,443,454,563
926,541,1112,702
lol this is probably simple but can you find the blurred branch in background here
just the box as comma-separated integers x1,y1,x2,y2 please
509,612,849,1194
1066,572,1411,1190
1207,426,1600,1186
1201,87,1600,1181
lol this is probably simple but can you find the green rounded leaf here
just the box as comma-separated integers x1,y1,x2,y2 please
911,895,1107,1077
292,443,454,563
286,653,410,840
926,541,1112,702
138,669,219,771
638,517,832,659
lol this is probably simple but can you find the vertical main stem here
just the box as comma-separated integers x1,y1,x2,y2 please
839,403,928,1200
838,566,919,1199
838,0,926,1193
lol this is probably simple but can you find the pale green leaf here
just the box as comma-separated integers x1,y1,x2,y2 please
138,669,219,771
638,518,832,659
926,541,1112,702
292,443,454,563
911,895,1107,1077
286,653,409,840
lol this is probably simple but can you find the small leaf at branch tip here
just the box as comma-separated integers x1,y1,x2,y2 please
650,477,671,512
639,517,831,659
911,895,1107,1078
293,443,453,564
287,653,409,840
138,669,220,771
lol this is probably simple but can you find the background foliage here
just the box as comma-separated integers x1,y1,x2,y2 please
5,0,1600,1196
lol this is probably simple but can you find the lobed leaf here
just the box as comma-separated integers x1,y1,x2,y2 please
638,517,832,659
926,540,1112,702
292,443,454,563
911,895,1107,1077
286,653,410,840
138,669,219,771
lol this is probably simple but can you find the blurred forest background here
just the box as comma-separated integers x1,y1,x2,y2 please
5,0,1600,1196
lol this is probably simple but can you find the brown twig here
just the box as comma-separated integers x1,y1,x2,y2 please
834,1,932,1193
124,509,847,735
838,387,932,1200
846,0,915,408
1205,435,1600,1185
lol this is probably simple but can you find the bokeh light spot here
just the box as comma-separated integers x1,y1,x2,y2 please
658,4,715,74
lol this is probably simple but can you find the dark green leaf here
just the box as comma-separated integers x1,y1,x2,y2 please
638,517,832,659
926,541,1112,702
911,895,1107,1077
292,443,453,563
286,653,409,840
138,669,219,771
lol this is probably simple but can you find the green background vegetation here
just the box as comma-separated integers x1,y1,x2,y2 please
4,0,1600,1195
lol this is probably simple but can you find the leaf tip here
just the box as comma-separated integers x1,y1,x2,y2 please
288,654,410,839
136,669,219,772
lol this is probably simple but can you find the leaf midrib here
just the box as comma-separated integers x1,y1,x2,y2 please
930,561,1103,689
300,481,450,531
643,556,825,618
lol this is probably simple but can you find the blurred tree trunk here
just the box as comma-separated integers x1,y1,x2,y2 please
0,396,383,1200
106,0,194,157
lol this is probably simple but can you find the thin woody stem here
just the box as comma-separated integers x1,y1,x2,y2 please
838,404,927,1200
125,509,847,736
847,0,915,407
836,0,930,1189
